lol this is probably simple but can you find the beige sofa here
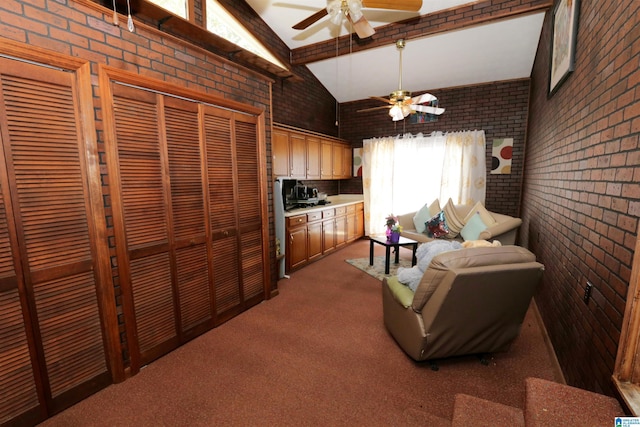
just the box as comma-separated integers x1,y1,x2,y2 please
382,245,544,362
397,202,522,245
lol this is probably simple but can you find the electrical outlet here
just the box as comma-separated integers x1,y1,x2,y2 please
584,281,593,304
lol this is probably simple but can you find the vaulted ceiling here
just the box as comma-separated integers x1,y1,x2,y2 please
244,0,551,103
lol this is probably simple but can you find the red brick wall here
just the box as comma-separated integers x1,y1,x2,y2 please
339,80,531,218
523,0,640,396
218,0,339,136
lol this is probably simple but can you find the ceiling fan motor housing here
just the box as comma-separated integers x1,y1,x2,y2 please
390,89,411,103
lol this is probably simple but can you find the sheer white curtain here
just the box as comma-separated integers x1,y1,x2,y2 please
440,130,487,205
362,130,486,236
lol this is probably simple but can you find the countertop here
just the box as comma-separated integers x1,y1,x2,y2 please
284,194,364,217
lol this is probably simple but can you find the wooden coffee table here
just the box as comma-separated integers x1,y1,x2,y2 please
369,235,418,274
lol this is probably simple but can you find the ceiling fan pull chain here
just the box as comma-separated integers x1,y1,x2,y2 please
111,0,119,26
126,0,135,32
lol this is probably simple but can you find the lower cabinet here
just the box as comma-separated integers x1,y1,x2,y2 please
286,202,364,273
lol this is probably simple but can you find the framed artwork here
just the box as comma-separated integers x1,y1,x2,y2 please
548,0,580,96
353,148,362,177
491,138,513,174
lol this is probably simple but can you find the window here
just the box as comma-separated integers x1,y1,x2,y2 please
148,0,188,19
205,0,286,70
362,131,487,236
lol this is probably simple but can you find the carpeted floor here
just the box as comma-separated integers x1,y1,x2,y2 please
345,255,413,280
39,238,563,426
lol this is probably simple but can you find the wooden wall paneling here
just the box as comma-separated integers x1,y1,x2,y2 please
0,56,112,420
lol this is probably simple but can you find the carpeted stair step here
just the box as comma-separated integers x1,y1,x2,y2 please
451,393,525,426
524,377,624,426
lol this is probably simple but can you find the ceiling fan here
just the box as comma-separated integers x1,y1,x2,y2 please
292,0,423,39
358,39,445,121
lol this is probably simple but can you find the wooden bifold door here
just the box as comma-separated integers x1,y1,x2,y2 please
0,55,115,425
104,74,269,375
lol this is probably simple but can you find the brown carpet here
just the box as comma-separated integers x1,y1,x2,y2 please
40,239,562,426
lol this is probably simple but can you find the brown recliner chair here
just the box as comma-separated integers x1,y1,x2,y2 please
382,245,544,363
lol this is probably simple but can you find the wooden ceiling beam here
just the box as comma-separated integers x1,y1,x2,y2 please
290,0,553,65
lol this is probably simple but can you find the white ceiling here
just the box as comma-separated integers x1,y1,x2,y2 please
244,0,546,103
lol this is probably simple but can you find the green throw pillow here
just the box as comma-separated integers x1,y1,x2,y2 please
460,212,488,241
413,199,440,233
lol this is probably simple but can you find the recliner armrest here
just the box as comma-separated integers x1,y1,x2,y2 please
383,276,415,308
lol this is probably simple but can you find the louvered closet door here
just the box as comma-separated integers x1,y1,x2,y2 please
0,175,40,425
0,58,110,422
111,84,178,368
164,97,213,339
201,106,241,320
235,116,265,303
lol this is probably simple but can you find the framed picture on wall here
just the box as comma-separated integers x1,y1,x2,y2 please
548,0,580,96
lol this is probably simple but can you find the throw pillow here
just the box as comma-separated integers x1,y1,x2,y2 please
413,199,440,233
463,201,497,227
425,211,449,238
442,198,464,237
460,212,488,241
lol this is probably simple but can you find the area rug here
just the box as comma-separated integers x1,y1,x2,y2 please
345,256,412,281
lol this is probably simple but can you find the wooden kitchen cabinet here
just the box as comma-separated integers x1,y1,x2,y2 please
332,142,344,178
307,211,323,261
347,204,357,241
272,128,290,177
306,136,321,179
273,124,351,180
335,206,347,248
342,145,353,178
355,203,364,238
321,139,333,179
287,215,308,271
289,131,306,179
285,202,364,273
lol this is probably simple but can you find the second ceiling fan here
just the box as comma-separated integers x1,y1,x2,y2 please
359,39,445,121
292,0,423,39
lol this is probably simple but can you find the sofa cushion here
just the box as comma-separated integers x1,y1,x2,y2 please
442,199,465,237
460,212,488,241
463,201,497,227
426,211,450,238
413,199,440,233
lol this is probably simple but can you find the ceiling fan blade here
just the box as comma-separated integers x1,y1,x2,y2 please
292,8,328,30
411,104,446,115
370,96,394,104
357,105,392,113
411,93,437,104
362,0,422,12
348,14,376,38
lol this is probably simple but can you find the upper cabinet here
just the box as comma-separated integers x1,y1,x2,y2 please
272,128,290,178
273,124,352,180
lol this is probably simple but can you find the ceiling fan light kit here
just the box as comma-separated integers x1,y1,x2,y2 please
292,0,422,39
358,38,445,121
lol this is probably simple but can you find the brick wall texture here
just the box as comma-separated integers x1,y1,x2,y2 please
523,0,639,396
339,80,531,218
